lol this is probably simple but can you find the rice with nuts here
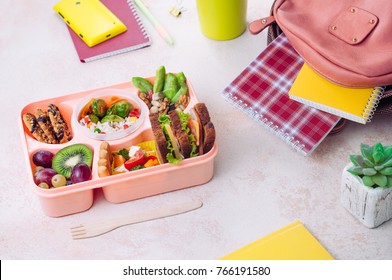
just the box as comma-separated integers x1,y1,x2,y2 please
79,115,139,134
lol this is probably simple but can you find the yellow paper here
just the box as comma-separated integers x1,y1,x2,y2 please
221,221,334,260
289,63,382,124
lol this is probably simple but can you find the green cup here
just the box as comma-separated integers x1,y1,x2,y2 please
196,0,248,40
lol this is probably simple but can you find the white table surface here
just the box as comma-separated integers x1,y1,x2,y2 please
1,0,392,260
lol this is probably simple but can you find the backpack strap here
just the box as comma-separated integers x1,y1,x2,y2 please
249,16,275,34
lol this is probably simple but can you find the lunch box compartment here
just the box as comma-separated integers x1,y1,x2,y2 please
28,142,95,174
35,187,94,218
102,144,217,203
22,102,74,146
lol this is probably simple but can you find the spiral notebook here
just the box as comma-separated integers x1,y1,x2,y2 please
221,221,334,260
221,34,340,156
66,0,151,62
289,63,384,124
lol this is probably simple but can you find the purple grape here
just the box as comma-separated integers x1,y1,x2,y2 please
71,163,92,184
35,168,57,187
32,150,54,168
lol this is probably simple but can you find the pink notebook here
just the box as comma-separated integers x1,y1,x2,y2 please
221,34,341,156
66,0,151,62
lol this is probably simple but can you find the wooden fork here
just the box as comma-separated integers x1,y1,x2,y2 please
70,200,203,240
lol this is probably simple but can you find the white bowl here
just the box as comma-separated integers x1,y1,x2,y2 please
74,88,146,141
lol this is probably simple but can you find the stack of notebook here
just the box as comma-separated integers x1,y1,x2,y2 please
289,63,384,125
221,34,341,156
64,0,151,62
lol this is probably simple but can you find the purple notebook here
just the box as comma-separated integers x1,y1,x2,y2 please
66,0,151,62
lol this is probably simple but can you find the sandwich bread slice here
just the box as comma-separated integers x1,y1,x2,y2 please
149,102,215,164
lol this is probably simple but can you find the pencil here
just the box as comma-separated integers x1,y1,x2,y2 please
134,0,174,45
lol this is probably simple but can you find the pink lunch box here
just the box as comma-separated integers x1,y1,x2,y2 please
18,80,218,217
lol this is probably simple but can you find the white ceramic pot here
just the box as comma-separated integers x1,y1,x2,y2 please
341,164,392,228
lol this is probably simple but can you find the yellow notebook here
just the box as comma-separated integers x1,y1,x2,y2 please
221,221,334,260
289,63,383,124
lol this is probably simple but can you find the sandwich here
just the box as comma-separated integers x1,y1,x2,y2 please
192,103,215,156
149,103,216,164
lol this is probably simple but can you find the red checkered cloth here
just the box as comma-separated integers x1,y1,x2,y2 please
221,34,341,156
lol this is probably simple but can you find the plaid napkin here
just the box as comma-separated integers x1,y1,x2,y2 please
221,34,341,156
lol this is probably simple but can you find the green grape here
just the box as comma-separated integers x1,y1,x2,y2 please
51,174,67,188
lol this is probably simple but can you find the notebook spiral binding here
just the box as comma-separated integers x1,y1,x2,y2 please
128,0,149,39
222,93,306,155
361,86,385,121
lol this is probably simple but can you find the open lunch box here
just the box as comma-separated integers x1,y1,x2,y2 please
18,77,218,217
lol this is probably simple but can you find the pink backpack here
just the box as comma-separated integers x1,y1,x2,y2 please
250,0,392,118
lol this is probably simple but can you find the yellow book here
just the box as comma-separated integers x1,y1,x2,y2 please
221,221,334,260
289,63,383,124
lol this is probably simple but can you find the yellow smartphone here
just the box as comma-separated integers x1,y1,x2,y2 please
54,0,127,47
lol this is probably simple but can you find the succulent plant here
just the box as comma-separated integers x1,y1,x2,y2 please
348,143,392,188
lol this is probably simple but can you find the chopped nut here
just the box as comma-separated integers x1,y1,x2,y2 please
152,92,164,100
150,106,159,114
151,100,161,107
138,92,151,108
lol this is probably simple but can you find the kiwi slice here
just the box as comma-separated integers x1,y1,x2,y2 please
52,144,93,178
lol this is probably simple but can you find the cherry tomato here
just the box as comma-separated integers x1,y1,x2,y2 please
129,108,140,118
124,150,145,170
